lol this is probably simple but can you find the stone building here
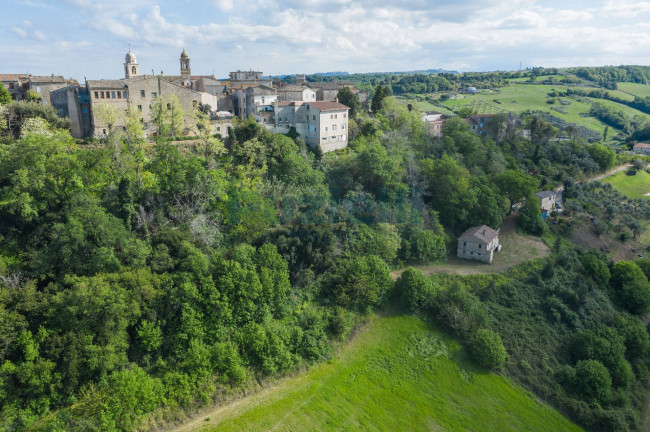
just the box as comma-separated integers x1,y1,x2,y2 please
50,85,92,138
422,111,450,137
457,225,501,264
57,50,221,138
1,73,78,105
277,84,316,102
307,81,355,101
272,100,349,153
232,84,278,122
534,191,557,218
634,143,650,155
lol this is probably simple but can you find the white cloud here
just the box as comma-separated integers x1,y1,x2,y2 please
602,1,650,18
33,30,47,41
11,27,28,38
213,0,234,12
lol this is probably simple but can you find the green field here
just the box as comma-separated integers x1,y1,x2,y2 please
186,315,583,432
439,84,650,135
618,82,650,99
603,169,650,198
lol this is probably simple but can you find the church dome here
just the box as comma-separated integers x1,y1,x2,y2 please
125,50,137,63
180,49,190,59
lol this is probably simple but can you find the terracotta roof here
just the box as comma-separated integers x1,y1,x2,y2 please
306,101,349,111
458,225,499,244
634,143,650,149
0,74,29,81
87,79,127,89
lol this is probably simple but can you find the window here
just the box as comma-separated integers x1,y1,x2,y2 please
167,103,171,109
334,114,337,119
94,91,99,99
140,90,145,97
332,124,337,131
151,92,157,98
131,66,136,74
123,91,127,98
100,91,105,98
330,114,333,119
312,115,316,120
11,94,16,100
343,113,347,118
216,127,221,131
341,124,345,129
479,244,482,249
111,91,116,98
102,129,107,135
22,83,28,89
36,86,41,93
463,241,466,246
324,126,328,131
117,92,121,99
8,83,14,89
137,105,142,111
106,92,110,99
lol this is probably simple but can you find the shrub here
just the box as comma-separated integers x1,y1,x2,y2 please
469,328,507,370
610,261,650,315
395,267,439,312
572,359,612,403
331,255,393,311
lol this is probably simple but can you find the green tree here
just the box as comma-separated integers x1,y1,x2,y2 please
0,85,11,105
150,93,185,139
336,87,361,118
518,195,545,235
458,106,477,118
572,359,612,403
331,255,393,310
587,143,616,171
26,89,41,103
469,328,507,369
493,170,539,214
371,85,389,113
610,261,650,314
395,267,439,312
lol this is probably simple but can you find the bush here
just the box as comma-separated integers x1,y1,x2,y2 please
610,261,650,315
572,359,612,403
331,255,393,311
411,230,446,263
395,267,439,312
469,328,507,370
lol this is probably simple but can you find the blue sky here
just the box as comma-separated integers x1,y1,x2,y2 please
3,0,650,81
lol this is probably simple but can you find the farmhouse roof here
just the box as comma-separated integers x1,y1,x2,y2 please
634,143,650,149
534,190,556,199
458,225,499,244
0,74,29,81
30,75,68,83
279,84,309,92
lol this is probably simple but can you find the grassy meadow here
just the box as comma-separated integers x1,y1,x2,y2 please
617,82,650,98
183,315,583,432
603,169,650,198
437,84,650,135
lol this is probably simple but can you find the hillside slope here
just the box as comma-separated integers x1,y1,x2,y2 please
174,315,583,432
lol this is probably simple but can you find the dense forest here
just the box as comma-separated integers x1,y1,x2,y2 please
0,83,649,432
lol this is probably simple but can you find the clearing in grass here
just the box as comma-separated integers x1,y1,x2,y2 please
176,315,583,432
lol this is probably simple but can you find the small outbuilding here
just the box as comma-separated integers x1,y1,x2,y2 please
457,225,501,264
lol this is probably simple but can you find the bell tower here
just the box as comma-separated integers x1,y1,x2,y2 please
124,49,139,79
180,49,191,87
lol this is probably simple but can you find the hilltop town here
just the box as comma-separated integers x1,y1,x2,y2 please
2,49,369,153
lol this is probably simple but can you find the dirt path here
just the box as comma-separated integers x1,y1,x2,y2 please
554,164,632,193
391,215,550,279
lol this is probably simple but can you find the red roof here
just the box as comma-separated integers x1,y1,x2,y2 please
0,74,29,81
306,101,349,111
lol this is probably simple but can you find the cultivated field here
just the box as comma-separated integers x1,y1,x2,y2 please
438,84,650,135
603,170,650,199
175,315,583,432
617,82,650,99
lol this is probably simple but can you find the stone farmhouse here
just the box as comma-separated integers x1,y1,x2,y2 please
634,143,650,155
457,225,501,264
534,190,557,219
422,111,450,137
